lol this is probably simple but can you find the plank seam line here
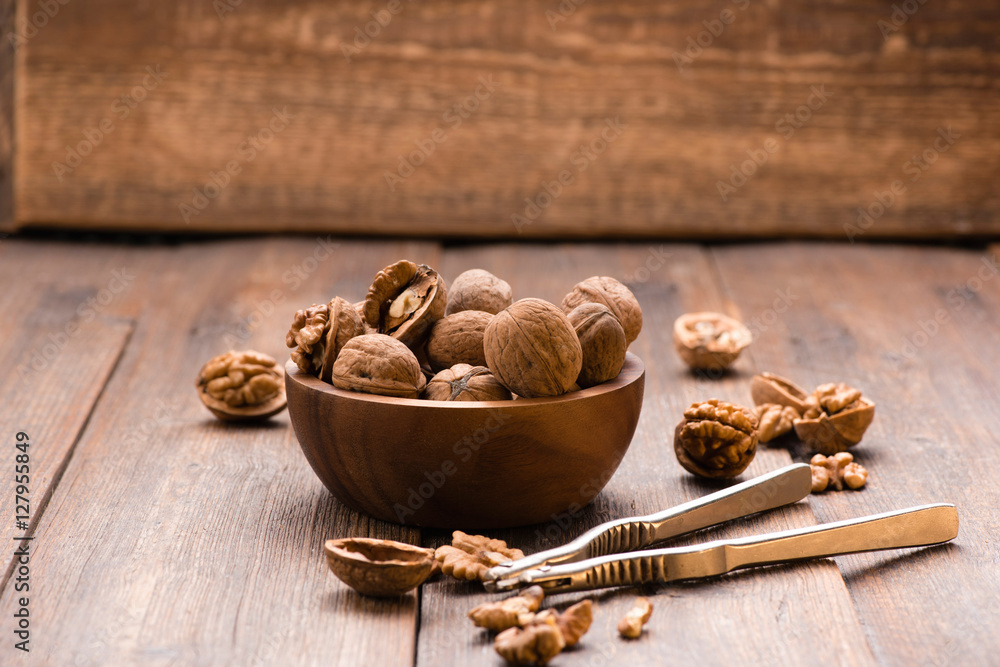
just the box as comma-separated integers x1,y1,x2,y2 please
0,319,137,596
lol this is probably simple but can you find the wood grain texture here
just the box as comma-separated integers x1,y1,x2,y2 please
0,0,15,231
417,244,876,666
713,243,1000,666
0,238,439,667
9,1,1000,237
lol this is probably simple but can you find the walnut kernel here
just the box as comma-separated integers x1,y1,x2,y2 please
672,312,752,371
435,531,525,582
756,403,799,443
469,586,545,632
494,616,565,665
617,597,653,639
810,453,868,492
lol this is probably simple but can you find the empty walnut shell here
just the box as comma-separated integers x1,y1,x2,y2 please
673,312,752,371
363,260,447,349
446,269,513,316
750,372,812,415
484,298,583,398
324,537,435,597
423,364,512,402
331,334,427,398
425,310,493,372
196,350,287,421
561,276,643,347
567,303,627,388
794,398,876,455
674,399,759,479
319,297,365,383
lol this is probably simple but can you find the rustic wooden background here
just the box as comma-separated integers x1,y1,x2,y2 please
2,0,999,238
2,236,999,665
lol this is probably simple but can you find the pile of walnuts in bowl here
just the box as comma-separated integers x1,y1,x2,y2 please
285,260,643,400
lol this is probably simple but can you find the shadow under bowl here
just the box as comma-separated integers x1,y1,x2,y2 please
285,353,645,529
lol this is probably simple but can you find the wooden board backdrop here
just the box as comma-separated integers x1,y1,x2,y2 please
2,0,999,238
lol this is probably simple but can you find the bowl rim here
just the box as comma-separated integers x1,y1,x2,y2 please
285,352,644,409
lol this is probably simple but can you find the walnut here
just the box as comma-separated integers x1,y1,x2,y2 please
794,385,875,455
674,399,759,479
196,350,286,421
617,597,653,639
324,537,436,597
756,403,798,443
750,372,812,415
673,312,752,371
446,268,513,316
469,586,545,631
561,276,643,347
285,303,330,375
494,615,565,665
316,297,365,382
425,310,493,372
354,300,377,334
567,303,627,388
484,298,583,398
363,260,447,349
434,531,525,581
330,334,427,398
423,364,512,402
810,453,868,492
554,600,592,647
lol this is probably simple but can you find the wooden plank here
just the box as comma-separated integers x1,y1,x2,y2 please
9,1,1000,238
0,239,439,666
713,242,1000,666
416,244,875,666
0,0,15,231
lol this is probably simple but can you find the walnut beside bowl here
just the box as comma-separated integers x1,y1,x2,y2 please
285,353,645,529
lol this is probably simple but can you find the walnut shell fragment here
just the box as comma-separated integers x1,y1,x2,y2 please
810,452,868,492
469,586,545,632
446,269,513,316
750,373,812,415
324,537,435,597
794,397,876,455
484,298,583,398
435,531,525,582
425,310,493,372
618,597,653,639
673,312,752,371
567,303,627,388
363,260,447,349
196,350,286,421
756,403,799,443
423,365,512,402
674,399,759,479
331,334,427,398
562,276,643,346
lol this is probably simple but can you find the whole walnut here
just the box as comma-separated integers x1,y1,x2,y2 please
484,298,583,398
423,365,511,402
446,269,513,316
425,311,493,372
196,350,286,421
285,303,330,375
567,303,627,388
674,399,759,479
331,334,427,398
363,260,447,349
561,276,643,347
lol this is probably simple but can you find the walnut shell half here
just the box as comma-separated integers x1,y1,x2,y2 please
319,297,365,383
446,269,513,316
331,334,427,398
425,310,493,372
674,399,759,479
794,398,875,455
750,373,812,415
423,364,512,402
484,298,583,398
363,260,447,349
561,276,643,346
196,350,286,421
567,303,627,388
673,312,752,371
324,538,435,597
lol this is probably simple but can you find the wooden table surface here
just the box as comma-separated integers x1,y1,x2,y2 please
2,236,999,667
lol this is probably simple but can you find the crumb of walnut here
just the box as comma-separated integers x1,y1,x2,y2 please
435,531,525,582
554,600,592,647
469,586,545,632
810,452,868,492
196,350,286,421
617,597,653,639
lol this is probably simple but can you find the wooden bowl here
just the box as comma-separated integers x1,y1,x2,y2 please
285,353,645,529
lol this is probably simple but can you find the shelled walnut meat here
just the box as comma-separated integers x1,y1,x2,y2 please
424,365,511,402
492,601,593,665
196,350,286,421
756,403,799,443
567,303,627,388
562,276,643,346
447,268,513,316
484,298,583,398
435,531,524,581
363,260,447,349
810,452,868,492
286,302,331,376
673,312,752,371
674,399,759,479
618,597,653,639
330,334,426,398
425,310,493,372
